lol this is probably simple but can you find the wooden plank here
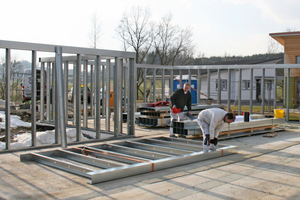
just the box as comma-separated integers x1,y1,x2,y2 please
263,132,277,137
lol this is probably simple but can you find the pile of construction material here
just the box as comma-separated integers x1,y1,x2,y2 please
173,114,286,139
136,104,225,127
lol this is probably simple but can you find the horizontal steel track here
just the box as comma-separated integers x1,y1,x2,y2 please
20,137,237,184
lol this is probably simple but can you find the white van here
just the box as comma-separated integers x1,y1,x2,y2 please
21,69,46,103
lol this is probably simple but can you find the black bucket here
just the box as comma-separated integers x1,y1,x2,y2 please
244,112,250,122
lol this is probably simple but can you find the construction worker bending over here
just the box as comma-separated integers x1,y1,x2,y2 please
197,108,235,153
169,83,192,137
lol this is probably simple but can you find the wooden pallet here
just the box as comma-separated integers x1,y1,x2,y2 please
220,124,276,136
176,124,284,139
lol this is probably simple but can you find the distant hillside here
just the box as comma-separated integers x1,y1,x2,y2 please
193,53,284,65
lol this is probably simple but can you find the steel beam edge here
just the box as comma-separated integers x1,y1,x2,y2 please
87,145,237,184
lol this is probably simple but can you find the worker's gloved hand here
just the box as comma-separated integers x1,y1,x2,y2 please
210,138,218,146
204,134,210,145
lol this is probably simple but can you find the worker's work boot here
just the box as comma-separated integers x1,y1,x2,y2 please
203,145,209,153
170,127,175,137
209,143,217,151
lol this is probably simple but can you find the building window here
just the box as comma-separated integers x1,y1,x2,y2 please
267,80,272,90
297,56,300,64
216,79,227,91
242,80,250,90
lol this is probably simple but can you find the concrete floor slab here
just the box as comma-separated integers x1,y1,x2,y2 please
1,123,300,199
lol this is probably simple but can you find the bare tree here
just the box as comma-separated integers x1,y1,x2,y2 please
268,37,283,54
115,8,195,101
116,6,155,63
116,6,155,100
153,13,195,66
89,11,102,49
286,27,297,32
0,57,23,101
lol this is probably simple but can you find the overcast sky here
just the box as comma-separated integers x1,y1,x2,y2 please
1,0,300,60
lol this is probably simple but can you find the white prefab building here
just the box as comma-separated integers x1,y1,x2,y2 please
199,68,283,103
144,57,284,104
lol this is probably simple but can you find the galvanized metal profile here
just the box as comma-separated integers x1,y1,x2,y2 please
83,60,88,128
124,65,128,112
127,58,135,136
162,69,165,101
21,152,93,178
250,68,253,114
90,64,94,118
101,65,106,117
227,69,231,112
114,58,119,136
274,68,277,109
105,59,111,132
87,145,236,184
286,68,290,119
143,68,147,103
57,149,124,168
101,143,173,159
207,69,210,99
76,54,82,141
64,61,69,125
21,137,237,184
139,138,201,152
55,46,67,148
170,69,174,94
53,59,58,143
5,48,11,149
82,146,150,164
153,68,156,102
197,69,201,104
172,63,300,70
46,62,51,121
40,62,45,122
179,69,182,88
95,56,101,139
121,141,191,155
262,68,265,114
72,62,77,125
217,69,221,104
118,59,124,134
138,63,300,70
31,50,37,147
188,69,191,91
238,68,242,115
0,40,135,58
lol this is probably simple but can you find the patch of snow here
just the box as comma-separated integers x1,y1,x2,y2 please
0,111,31,129
0,106,88,149
0,128,88,149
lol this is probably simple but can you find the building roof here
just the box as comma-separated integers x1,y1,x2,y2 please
208,57,283,65
269,31,300,45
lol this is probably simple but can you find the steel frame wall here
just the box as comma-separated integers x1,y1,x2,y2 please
0,40,135,151
1,39,300,152
137,63,300,118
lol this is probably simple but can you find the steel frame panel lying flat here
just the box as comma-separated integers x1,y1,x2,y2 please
21,137,237,184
